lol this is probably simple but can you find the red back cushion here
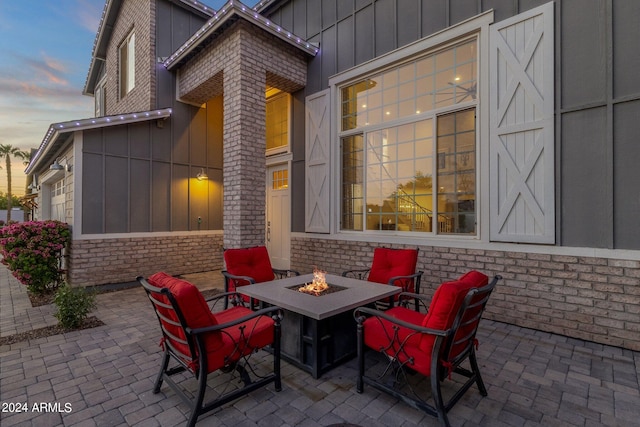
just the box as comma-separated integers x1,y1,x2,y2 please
419,270,488,355
367,247,418,292
224,246,275,284
147,272,221,359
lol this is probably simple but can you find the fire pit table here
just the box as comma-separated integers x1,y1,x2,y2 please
237,273,401,378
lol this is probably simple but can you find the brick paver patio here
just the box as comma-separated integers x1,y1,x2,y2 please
1,266,639,426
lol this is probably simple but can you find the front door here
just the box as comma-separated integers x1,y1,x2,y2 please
266,164,291,269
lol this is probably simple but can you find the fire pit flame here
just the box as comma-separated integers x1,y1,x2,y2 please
299,268,329,296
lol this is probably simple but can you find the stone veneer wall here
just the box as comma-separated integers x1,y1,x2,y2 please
68,233,223,287
291,236,640,351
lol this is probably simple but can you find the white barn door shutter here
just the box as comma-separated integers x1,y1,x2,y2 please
489,2,555,243
305,89,330,233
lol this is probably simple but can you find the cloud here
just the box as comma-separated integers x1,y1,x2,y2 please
16,53,70,86
75,0,103,33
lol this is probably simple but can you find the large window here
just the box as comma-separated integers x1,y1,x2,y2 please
340,39,477,235
119,31,135,98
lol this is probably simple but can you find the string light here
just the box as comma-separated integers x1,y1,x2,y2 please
28,109,173,174
163,0,318,69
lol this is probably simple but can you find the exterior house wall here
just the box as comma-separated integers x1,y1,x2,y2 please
291,237,640,351
80,104,223,235
64,0,220,286
35,146,74,225
68,232,223,286
260,0,640,350
266,0,640,251
104,0,155,115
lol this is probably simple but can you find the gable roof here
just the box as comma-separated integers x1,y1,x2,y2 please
163,1,318,71
25,108,172,175
83,0,215,96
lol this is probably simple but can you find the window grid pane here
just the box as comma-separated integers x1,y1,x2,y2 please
341,135,364,230
266,94,289,150
436,109,476,234
340,40,477,131
363,120,434,232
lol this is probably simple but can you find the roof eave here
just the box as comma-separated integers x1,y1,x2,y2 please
164,1,318,71
25,108,172,175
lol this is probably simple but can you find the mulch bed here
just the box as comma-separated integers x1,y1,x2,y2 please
0,316,104,346
28,288,57,307
1,286,223,346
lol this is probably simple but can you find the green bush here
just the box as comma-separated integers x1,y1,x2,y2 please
54,284,96,329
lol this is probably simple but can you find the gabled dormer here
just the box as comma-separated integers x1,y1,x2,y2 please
82,0,214,116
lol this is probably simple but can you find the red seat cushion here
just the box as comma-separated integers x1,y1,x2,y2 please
224,246,275,304
363,270,488,376
419,270,489,359
209,306,275,370
224,246,275,288
368,248,419,303
147,272,222,363
147,272,275,373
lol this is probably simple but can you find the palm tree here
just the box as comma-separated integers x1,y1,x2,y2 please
0,145,30,222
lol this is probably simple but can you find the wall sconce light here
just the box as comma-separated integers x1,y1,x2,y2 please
50,160,64,171
196,168,208,181
50,160,72,172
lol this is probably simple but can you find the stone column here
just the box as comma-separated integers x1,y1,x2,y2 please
222,29,267,249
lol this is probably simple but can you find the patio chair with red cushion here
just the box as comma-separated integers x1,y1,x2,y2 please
353,271,502,427
222,245,299,309
342,247,423,310
138,272,282,427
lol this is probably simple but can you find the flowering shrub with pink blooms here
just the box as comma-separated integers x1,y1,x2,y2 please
0,220,71,294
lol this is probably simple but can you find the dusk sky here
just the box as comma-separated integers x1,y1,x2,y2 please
0,0,258,196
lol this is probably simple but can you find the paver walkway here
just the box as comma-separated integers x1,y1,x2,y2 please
1,266,639,426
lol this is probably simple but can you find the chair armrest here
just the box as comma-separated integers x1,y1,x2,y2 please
221,271,257,283
273,268,300,278
342,268,371,279
396,291,430,312
188,305,283,335
204,291,238,302
387,271,423,287
221,270,257,287
353,306,449,338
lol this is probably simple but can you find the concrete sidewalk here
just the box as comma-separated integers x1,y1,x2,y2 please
1,266,639,426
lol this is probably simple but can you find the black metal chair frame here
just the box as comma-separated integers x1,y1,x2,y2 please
353,275,501,427
138,276,283,427
221,268,299,309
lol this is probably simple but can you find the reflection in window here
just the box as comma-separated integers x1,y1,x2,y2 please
341,39,476,131
364,120,434,232
341,135,363,230
437,109,476,234
339,38,477,235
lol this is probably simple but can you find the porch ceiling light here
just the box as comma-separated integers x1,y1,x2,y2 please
196,168,208,181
